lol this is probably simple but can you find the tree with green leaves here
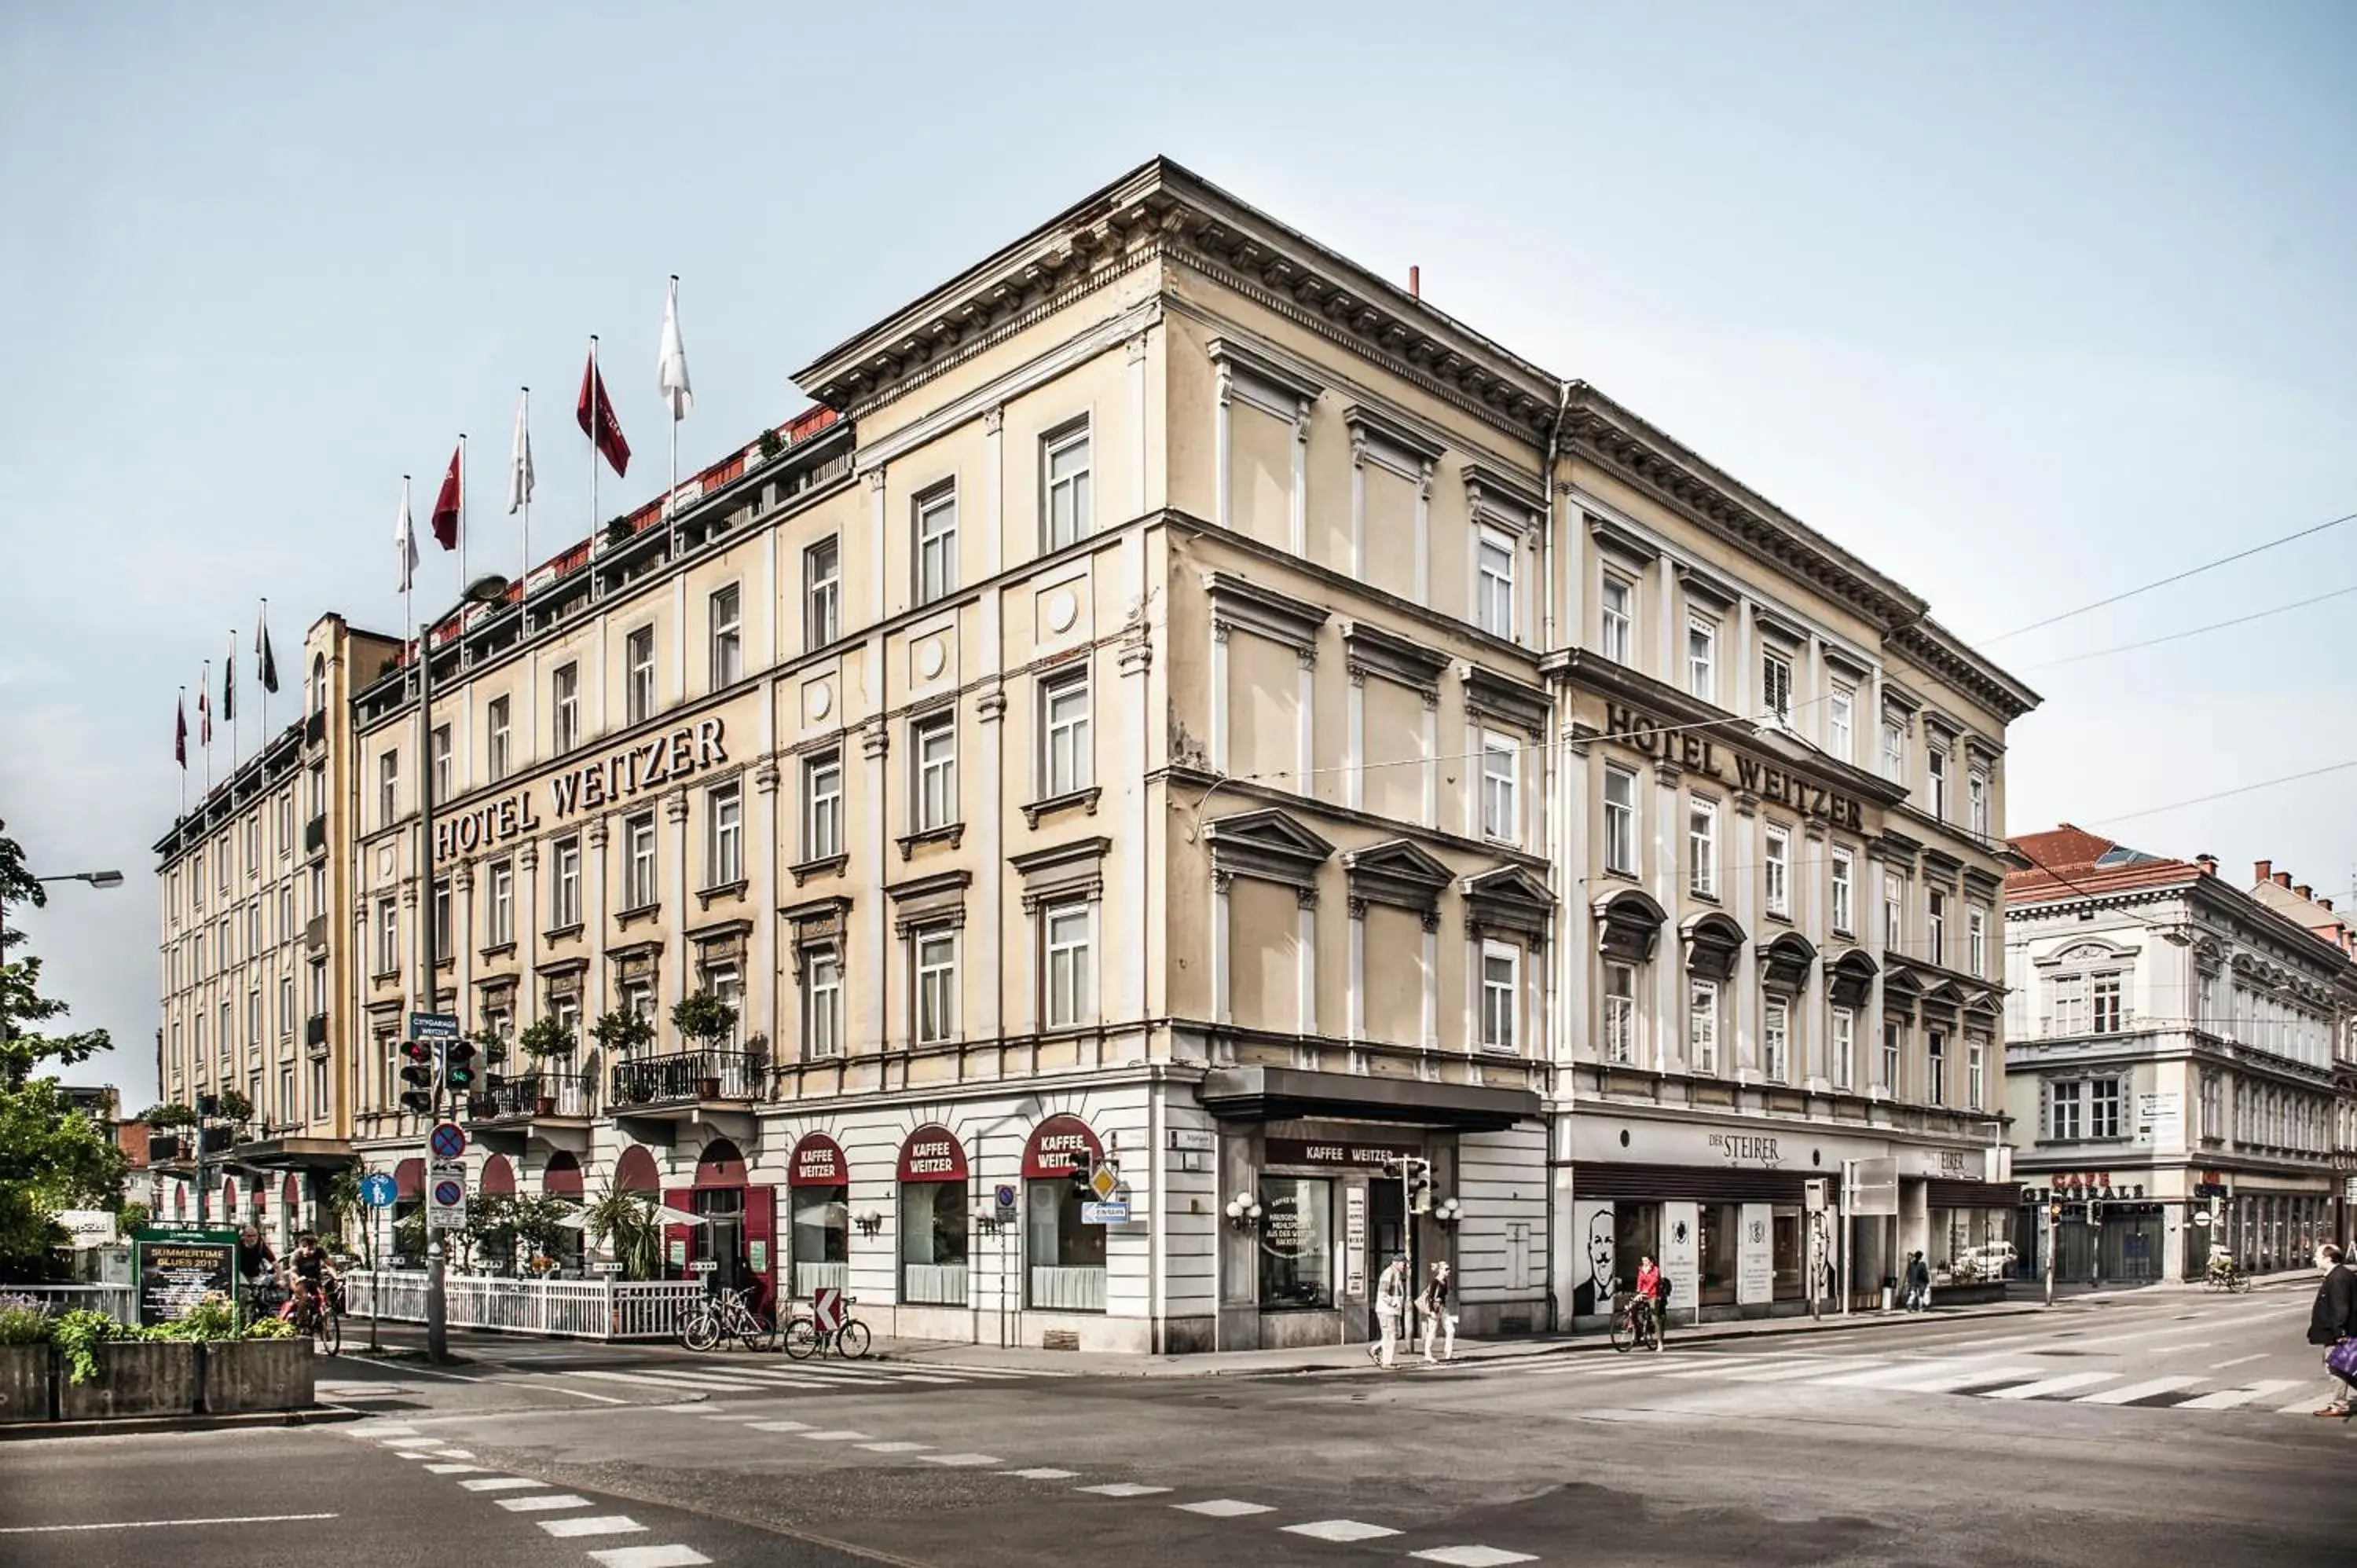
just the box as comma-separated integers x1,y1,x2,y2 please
589,1006,654,1057
672,990,737,1051
0,820,128,1280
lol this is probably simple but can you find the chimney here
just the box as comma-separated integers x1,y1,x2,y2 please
2296,883,2313,901
1409,265,1421,301
2195,854,2217,876
2276,871,2293,888
2255,859,2272,884
2321,898,2334,912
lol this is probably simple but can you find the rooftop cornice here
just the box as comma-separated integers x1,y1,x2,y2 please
1888,616,2043,724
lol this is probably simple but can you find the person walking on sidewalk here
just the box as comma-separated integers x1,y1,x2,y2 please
1370,1256,1409,1369
1904,1251,1932,1312
1418,1262,1459,1362
2306,1242,2357,1418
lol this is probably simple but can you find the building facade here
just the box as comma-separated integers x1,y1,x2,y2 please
2004,831,2352,1282
155,159,2036,1347
2244,860,2357,1251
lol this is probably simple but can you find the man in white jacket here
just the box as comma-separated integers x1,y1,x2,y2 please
1373,1257,1409,1369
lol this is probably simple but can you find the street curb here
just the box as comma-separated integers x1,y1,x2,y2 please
0,1405,363,1442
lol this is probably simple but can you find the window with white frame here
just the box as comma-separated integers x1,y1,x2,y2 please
805,537,840,648
1880,719,1905,784
552,663,580,752
1762,649,1794,724
1603,962,1637,1064
912,713,957,832
1926,888,1946,965
915,485,958,603
1043,422,1093,551
1883,872,1904,949
1926,1030,1946,1105
278,974,294,1035
709,583,742,688
1043,902,1093,1028
1967,1037,1985,1110
1688,798,1718,897
1967,907,1988,977
623,813,657,910
707,784,742,888
2049,1079,2083,1139
375,898,397,975
431,876,452,961
1764,995,1791,1082
486,859,514,947
1881,1017,1902,1096
378,751,398,826
1480,943,1519,1053
1599,573,1633,664
1688,978,1721,1073
487,695,511,782
1764,825,1791,918
1039,667,1092,798
1479,733,1519,844
1927,746,1949,822
1831,1006,1856,1090
625,627,656,725
803,751,842,860
551,837,581,928
1968,769,1989,838
1475,529,1516,639
804,944,843,1058
2091,971,2123,1033
2050,973,2088,1035
1604,765,1638,874
915,927,959,1045
1686,617,1717,701
1831,846,1855,935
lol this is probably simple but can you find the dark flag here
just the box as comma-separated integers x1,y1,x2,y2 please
430,445,463,551
577,350,631,477
174,694,188,768
255,605,280,695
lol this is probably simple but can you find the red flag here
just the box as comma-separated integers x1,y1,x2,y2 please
430,445,462,551
174,695,188,768
577,352,630,477
198,667,212,746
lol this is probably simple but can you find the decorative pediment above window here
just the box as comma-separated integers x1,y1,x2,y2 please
2043,938,2135,969
1921,976,1967,1017
1675,562,1739,611
1341,620,1449,694
1204,570,1328,652
1343,838,1453,914
1680,910,1747,984
1010,836,1109,911
1963,867,2003,902
1751,605,1808,647
1587,512,1659,565
1827,947,1878,1009
687,918,753,969
1463,461,1545,535
1208,336,1322,421
1882,964,1925,1016
1963,987,2001,1019
475,973,519,999
1461,663,1550,738
1205,809,1333,891
1594,887,1666,965
782,894,852,940
610,942,661,985
885,870,972,936
1759,931,1817,995
1343,404,1442,478
1464,865,1551,947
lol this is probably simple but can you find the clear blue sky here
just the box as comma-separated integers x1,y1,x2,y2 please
4,2,2352,1107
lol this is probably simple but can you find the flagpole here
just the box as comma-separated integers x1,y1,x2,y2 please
177,687,187,819
202,658,213,795
666,277,680,558
258,598,269,741
519,387,532,585
227,631,240,774
402,475,415,701
457,433,469,593
588,336,601,541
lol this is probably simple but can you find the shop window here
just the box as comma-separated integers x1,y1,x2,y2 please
1026,1181,1107,1312
1611,1201,1660,1303
1772,1207,1804,1300
790,1183,849,1299
1699,1203,1738,1306
1257,1176,1332,1309
900,1174,970,1308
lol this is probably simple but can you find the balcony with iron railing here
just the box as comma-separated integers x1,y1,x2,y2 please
467,1070,594,1123
304,1013,329,1049
304,815,327,855
608,1049,768,1111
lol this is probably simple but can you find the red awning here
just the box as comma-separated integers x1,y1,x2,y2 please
542,1152,584,1198
1021,1115,1102,1179
897,1124,969,1184
394,1159,423,1199
790,1133,847,1186
614,1145,661,1193
480,1154,517,1196
280,1173,300,1203
695,1137,749,1189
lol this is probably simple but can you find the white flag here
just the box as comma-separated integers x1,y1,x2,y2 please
508,390,535,515
658,277,693,421
395,478,419,592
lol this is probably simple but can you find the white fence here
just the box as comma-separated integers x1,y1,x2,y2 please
341,1271,704,1340
4,1283,137,1320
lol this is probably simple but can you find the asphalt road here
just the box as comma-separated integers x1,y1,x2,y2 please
7,1284,2350,1568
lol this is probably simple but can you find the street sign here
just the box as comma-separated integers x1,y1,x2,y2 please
410,1011,461,1040
994,1183,1017,1208
592,1261,625,1275
1846,1157,1900,1218
1089,1162,1120,1201
360,1173,398,1209
687,1259,717,1274
1082,1201,1130,1225
812,1286,845,1332
427,1161,467,1227
429,1122,467,1160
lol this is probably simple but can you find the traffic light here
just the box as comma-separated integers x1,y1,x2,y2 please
443,1038,478,1093
398,1039,435,1113
1406,1163,1433,1214
2088,1199,2103,1226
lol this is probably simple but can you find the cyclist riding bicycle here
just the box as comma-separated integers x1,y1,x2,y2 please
1633,1254,1666,1336
236,1225,280,1308
280,1231,340,1326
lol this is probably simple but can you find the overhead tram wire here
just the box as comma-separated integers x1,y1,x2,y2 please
2021,581,2357,670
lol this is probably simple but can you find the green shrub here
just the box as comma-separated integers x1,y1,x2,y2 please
0,1303,49,1345
51,1309,124,1384
240,1315,295,1340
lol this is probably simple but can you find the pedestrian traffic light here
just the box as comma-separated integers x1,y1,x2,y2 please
1406,1163,1433,1214
2047,1202,2062,1225
443,1038,478,1093
2088,1199,2103,1225
398,1039,436,1113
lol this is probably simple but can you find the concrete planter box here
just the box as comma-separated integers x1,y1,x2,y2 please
0,1343,53,1424
55,1341,200,1421
203,1338,315,1413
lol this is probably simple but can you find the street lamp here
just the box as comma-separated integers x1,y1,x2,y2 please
419,573,509,1365
0,867,126,1039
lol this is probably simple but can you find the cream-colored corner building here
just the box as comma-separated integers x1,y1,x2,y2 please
156,158,2038,1349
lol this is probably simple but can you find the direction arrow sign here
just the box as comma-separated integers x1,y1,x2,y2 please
429,1122,467,1160
812,1286,845,1332
1082,1201,1129,1225
360,1173,398,1210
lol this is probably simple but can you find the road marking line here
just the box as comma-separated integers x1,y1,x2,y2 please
746,1420,814,1433
365,1423,420,1436
798,1430,871,1442
1076,1483,1173,1497
497,1496,595,1513
2176,1379,2306,1410
565,1370,762,1394
893,1374,970,1384
1285,1520,1400,1543
1175,1500,1274,1517
1809,1361,1989,1389
539,1516,647,1539
2128,1340,2216,1354
423,1463,486,1475
1004,1467,1079,1479
1731,1360,1893,1383
460,1478,549,1492
1411,1549,1540,1567
500,1379,631,1403
919,1453,1004,1467
391,1452,439,1460
1656,1356,1825,1381
588,1548,713,1568
2207,1354,2267,1370
423,1448,475,1458
1875,1363,2044,1394
1981,1372,2121,1401
2075,1377,2205,1405
856,1441,932,1453
0,1515,338,1536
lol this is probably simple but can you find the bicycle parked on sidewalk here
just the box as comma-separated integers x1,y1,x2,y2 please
679,1286,775,1352
783,1295,871,1361
1610,1290,1664,1354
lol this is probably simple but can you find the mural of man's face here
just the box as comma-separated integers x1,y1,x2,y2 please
1587,1215,1614,1282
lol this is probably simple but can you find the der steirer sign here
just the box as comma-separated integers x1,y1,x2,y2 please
432,717,730,860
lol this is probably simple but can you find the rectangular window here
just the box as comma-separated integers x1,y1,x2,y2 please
709,584,742,688
1256,1176,1332,1309
487,695,511,781
245,817,259,873
1688,979,1720,1074
1831,1007,1856,1090
805,945,843,1058
1764,825,1791,918
2051,1079,2083,1141
2051,974,2088,1035
1969,770,1990,838
375,899,397,976
2092,972,2123,1034
486,859,514,947
1599,573,1633,664
1967,908,1988,978
1043,423,1093,551
1880,720,1905,784
552,663,580,752
247,990,261,1050
431,876,452,962
378,751,398,826
431,724,451,802
625,626,656,724
1763,996,1791,1083
1926,888,1946,966
803,752,843,860
1828,685,1854,764
1882,1019,1902,1097
1040,669,1092,799
552,837,581,928
1043,902,1094,1028
805,537,840,648
915,485,958,603
1479,733,1519,844
1480,942,1519,1053
1762,650,1793,724
1926,1031,1946,1106
1967,1038,1985,1111
1927,747,1949,822
310,1057,327,1120
1475,529,1516,639
915,929,959,1045
1831,847,1855,935
1604,765,1638,875
624,815,657,910
913,714,957,831
193,930,205,977
1884,872,1904,951
707,785,742,888
1688,798,1718,897
278,974,294,1035
1686,617,1717,701
1603,962,1637,1065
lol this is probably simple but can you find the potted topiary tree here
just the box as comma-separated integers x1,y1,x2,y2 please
670,991,738,1097
591,1008,654,1104
517,1015,576,1116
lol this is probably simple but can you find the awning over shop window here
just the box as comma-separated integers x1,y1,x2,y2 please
480,1154,517,1196
1021,1114,1102,1178
898,1124,969,1183
394,1160,423,1200
790,1133,847,1186
1197,1067,1538,1132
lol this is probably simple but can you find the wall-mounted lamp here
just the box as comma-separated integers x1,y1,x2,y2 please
1223,1194,1264,1232
1433,1196,1462,1227
854,1211,884,1237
